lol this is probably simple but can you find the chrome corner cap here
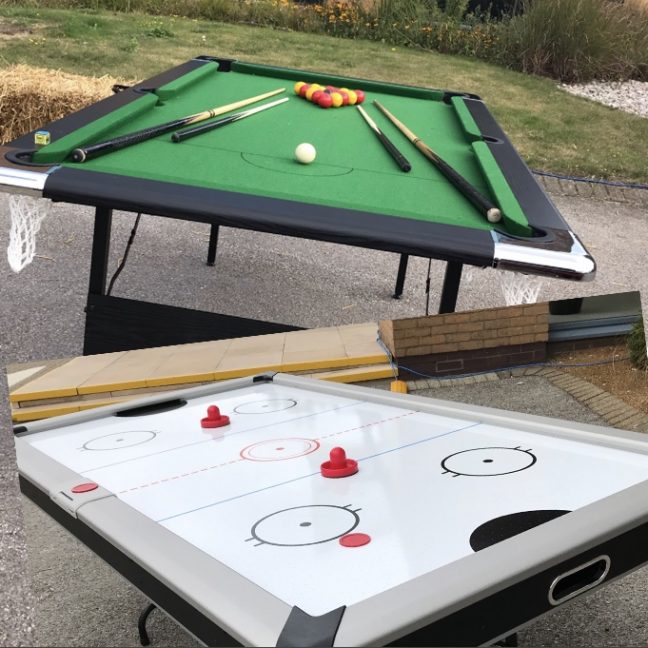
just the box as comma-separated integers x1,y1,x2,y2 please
0,166,50,197
492,230,596,281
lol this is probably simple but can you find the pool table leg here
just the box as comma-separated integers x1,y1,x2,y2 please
392,254,409,299
207,223,219,266
88,207,112,297
439,261,463,314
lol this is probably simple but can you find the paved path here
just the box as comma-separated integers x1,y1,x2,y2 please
0,182,647,646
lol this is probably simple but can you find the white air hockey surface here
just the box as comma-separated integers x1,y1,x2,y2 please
23,380,648,616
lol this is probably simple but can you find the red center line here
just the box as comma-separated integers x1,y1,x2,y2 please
119,457,246,493
315,411,416,441
118,410,417,494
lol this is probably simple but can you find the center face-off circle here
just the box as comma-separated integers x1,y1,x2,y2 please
234,399,297,415
82,430,158,451
246,504,360,547
441,446,536,477
241,438,320,462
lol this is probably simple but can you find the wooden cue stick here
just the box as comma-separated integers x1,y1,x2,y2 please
356,105,411,172
71,87,286,163
373,100,502,223
171,97,289,142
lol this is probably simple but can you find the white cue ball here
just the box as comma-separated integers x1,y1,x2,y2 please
295,142,316,165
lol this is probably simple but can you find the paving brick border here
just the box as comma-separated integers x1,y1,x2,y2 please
535,173,648,209
407,366,648,433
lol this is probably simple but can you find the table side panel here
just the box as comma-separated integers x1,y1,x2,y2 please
16,437,291,647
41,167,497,266
7,59,211,152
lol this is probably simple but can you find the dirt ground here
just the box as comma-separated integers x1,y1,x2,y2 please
553,343,648,414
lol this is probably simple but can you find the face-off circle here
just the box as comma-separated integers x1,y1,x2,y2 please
441,446,536,477
234,399,297,415
246,504,361,547
240,438,320,462
81,430,158,451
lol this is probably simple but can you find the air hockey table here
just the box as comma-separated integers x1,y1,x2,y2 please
14,373,648,646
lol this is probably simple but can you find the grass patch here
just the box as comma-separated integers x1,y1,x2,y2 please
0,5,646,182
628,320,647,371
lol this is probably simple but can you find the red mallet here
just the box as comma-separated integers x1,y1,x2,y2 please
321,447,358,478
355,89,366,104
318,93,333,109
201,405,230,429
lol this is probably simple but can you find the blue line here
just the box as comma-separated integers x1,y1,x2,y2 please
155,418,483,523
357,420,482,462
156,470,320,522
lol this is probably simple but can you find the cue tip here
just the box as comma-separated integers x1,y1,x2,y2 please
71,148,86,163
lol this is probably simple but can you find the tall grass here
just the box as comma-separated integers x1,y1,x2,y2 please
499,0,648,81
628,320,647,371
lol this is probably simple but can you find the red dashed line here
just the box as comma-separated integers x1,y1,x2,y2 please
316,411,415,441
118,456,245,494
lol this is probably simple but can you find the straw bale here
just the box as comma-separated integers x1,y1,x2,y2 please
0,64,128,144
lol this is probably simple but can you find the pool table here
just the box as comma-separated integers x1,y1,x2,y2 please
0,56,595,354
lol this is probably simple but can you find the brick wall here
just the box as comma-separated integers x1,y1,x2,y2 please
379,303,550,377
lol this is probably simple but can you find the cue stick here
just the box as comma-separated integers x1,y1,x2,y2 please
356,105,411,172
373,100,502,223
171,97,289,142
70,88,286,163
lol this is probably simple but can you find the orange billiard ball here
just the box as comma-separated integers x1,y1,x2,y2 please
330,92,343,108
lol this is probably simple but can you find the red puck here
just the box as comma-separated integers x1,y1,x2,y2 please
340,533,371,547
71,482,98,494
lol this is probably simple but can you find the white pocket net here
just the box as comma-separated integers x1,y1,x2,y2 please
7,194,51,273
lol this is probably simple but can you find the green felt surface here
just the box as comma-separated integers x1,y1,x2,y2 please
36,62,531,236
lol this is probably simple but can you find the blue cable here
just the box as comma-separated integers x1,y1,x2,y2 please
397,355,632,382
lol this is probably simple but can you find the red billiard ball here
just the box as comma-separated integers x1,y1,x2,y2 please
318,93,333,108
299,83,311,98
311,90,323,103
355,89,365,104
340,91,349,105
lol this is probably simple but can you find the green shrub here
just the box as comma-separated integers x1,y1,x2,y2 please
628,319,647,371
